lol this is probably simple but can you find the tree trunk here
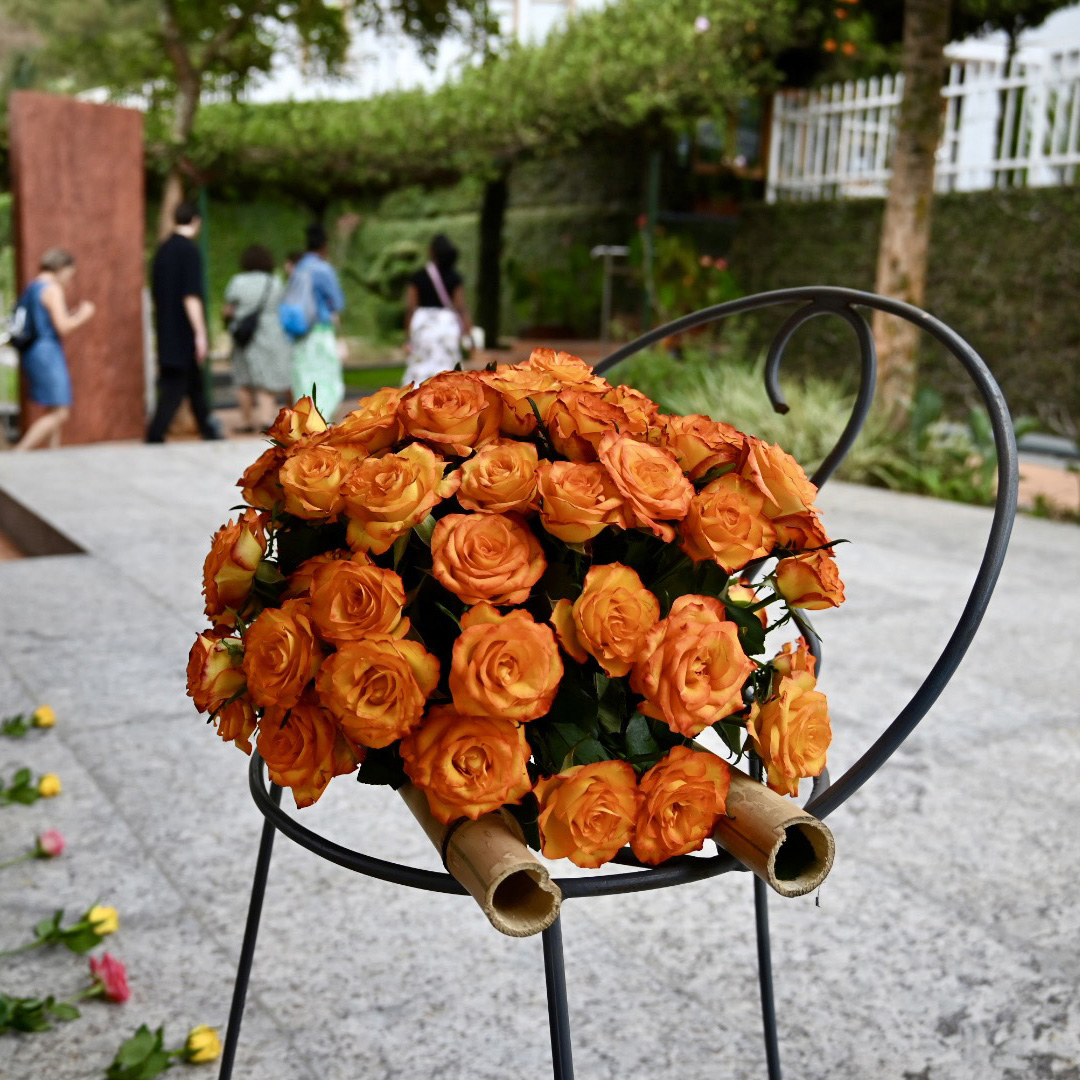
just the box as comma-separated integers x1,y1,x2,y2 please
476,167,509,350
157,6,201,241
871,0,951,428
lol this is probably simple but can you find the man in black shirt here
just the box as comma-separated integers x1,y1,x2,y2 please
146,202,221,443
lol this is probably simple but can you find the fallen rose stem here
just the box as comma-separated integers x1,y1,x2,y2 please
0,852,34,871
0,939,44,958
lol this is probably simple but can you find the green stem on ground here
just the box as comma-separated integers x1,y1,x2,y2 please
0,851,34,871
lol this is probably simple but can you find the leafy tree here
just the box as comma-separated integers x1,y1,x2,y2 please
0,0,495,236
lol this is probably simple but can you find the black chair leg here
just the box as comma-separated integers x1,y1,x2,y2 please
218,783,283,1080
754,874,783,1080
542,916,575,1079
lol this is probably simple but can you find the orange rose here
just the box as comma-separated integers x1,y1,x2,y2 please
630,594,755,737
480,365,559,436
771,638,817,684
278,444,348,520
324,385,405,454
536,461,627,544
521,348,609,394
740,437,819,518
547,391,636,462
659,413,745,480
631,745,731,864
551,563,659,677
341,443,459,554
266,396,328,446
242,599,322,708
257,696,358,808
400,372,503,456
771,508,831,552
238,445,287,511
215,698,257,755
431,513,546,606
202,509,267,627
679,473,777,572
316,636,439,749
455,440,539,514
597,431,693,543
747,670,831,797
308,559,409,644
603,384,659,433
186,630,246,714
281,550,364,600
450,603,563,722
775,550,845,610
534,760,641,868
400,706,533,823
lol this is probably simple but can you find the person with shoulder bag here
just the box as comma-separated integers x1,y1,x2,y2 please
402,234,474,387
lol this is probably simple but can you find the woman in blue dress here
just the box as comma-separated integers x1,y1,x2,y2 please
15,248,95,451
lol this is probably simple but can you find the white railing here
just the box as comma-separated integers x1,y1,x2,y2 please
766,45,1080,202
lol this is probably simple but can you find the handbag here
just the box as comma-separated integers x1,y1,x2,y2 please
5,286,38,352
231,274,272,349
424,262,472,349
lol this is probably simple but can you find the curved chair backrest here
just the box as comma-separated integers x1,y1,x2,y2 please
594,287,1019,823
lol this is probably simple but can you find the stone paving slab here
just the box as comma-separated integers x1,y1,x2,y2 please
0,441,1077,1080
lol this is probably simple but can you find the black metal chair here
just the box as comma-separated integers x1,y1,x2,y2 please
217,287,1019,1080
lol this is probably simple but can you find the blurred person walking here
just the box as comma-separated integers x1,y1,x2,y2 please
402,234,473,386
146,201,221,443
223,244,291,432
281,223,345,421
12,248,95,451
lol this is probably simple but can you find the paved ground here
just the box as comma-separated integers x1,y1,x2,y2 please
0,440,1077,1080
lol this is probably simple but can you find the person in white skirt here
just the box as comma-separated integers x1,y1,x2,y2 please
402,235,473,386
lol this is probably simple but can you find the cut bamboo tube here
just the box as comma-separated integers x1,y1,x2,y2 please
399,784,562,937
711,765,834,898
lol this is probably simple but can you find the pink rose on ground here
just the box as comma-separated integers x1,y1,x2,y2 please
89,953,130,1003
35,829,65,858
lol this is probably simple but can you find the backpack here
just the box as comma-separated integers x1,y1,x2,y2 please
6,288,37,352
279,264,317,340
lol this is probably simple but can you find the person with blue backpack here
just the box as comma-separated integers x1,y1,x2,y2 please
11,248,95,451
280,223,346,421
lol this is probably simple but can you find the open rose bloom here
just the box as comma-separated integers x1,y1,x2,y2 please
189,354,845,867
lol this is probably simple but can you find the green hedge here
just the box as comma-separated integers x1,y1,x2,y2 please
728,187,1080,434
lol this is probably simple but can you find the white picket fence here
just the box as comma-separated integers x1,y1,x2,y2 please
766,44,1080,202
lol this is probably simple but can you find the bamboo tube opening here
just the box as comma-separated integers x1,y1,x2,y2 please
488,866,561,937
769,820,833,894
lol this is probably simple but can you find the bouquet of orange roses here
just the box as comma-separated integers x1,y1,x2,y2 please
188,351,844,880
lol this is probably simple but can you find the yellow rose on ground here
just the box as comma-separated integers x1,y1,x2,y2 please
547,391,637,462
88,904,119,936
31,705,56,728
186,630,246,714
747,670,831,797
534,760,641,868
740,437,819,518
550,563,659,677
238,445,287,511
258,696,359,808
342,443,460,554
266,396,327,446
316,636,439,749
401,706,533,823
536,460,627,544
308,558,409,644
631,745,730,864
431,513,546,606
202,509,267,627
242,599,322,709
278,444,348,520
400,371,503,457
184,1026,222,1065
324,385,405,454
659,413,746,480
775,550,845,610
521,348,610,394
630,594,755,737
679,473,777,572
450,603,563,722
479,365,559,435
215,698,257,755
455,440,539,514
597,431,693,543
38,773,62,797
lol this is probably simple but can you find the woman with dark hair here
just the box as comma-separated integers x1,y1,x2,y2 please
14,248,95,451
223,243,291,432
403,233,473,386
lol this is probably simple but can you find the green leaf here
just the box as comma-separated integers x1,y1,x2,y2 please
692,462,737,488
391,532,410,569
49,1002,81,1022
413,514,437,547
355,745,408,789
560,737,607,770
107,1025,172,1080
62,925,105,954
13,767,32,788
624,712,660,762
722,598,767,656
